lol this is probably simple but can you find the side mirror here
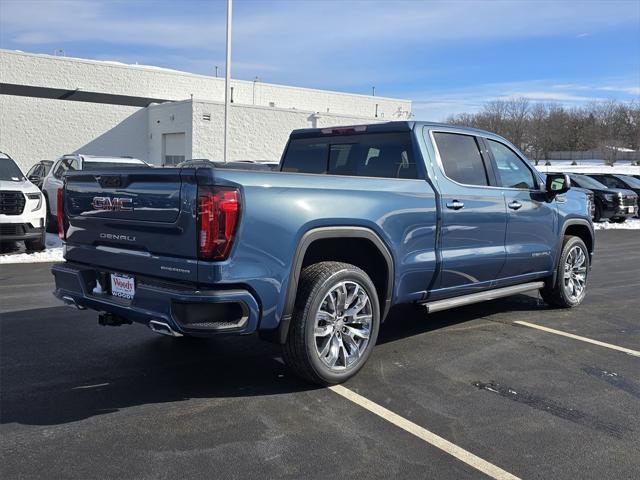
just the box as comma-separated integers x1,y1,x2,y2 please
545,173,571,197
28,175,41,183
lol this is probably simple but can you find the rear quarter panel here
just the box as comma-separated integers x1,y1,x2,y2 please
199,169,437,330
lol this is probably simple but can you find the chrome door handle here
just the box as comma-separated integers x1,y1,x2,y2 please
446,200,464,210
508,201,523,210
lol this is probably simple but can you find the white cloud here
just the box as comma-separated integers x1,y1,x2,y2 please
409,77,638,121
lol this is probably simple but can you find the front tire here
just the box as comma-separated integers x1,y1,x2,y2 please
593,202,602,222
609,217,627,223
282,261,380,385
540,236,589,308
25,231,46,252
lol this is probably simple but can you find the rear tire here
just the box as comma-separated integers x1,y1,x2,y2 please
282,261,380,385
540,236,589,308
44,195,58,233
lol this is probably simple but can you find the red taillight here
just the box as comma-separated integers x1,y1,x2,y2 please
56,187,65,240
197,187,240,260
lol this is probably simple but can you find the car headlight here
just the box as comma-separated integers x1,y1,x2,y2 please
26,192,42,211
604,193,615,202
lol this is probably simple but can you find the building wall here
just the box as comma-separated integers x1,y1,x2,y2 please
147,100,382,164
0,95,148,169
0,49,412,170
191,100,385,162
1,49,411,119
148,101,193,163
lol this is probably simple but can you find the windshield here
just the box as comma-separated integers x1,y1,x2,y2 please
83,161,148,170
618,174,640,188
571,174,607,190
0,158,26,181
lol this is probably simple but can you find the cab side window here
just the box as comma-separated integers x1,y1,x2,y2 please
487,140,536,190
53,158,78,179
433,132,489,186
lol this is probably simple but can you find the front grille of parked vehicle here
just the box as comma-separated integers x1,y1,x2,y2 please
0,191,26,215
0,224,26,236
620,195,637,208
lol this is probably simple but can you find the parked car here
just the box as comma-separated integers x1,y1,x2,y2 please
52,122,594,385
0,152,47,251
42,154,150,231
565,173,637,222
585,174,640,216
25,160,53,189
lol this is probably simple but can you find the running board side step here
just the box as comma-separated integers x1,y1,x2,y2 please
422,281,545,313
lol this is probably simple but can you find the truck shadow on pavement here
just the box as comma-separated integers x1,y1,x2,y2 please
1,294,545,427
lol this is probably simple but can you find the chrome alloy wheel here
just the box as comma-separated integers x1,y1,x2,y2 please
563,245,587,302
313,281,372,371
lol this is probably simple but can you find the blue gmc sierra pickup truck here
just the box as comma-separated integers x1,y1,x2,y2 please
52,121,594,385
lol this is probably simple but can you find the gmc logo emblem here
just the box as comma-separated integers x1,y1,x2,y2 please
91,197,133,211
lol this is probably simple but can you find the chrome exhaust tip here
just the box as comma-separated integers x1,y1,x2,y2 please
62,296,86,310
148,320,183,337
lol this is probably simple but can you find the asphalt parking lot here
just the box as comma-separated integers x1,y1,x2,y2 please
1,230,639,479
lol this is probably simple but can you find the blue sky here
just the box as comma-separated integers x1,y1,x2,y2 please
1,0,639,120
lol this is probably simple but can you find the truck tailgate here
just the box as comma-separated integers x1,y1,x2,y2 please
62,168,199,282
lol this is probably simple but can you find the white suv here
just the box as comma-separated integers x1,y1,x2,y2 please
0,152,47,251
42,154,150,231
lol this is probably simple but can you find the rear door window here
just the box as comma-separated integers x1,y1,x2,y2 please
433,132,488,186
281,133,418,179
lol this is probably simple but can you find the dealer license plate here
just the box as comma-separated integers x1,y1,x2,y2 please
628,206,635,214
110,273,135,299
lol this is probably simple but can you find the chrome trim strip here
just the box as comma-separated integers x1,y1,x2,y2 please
96,245,151,257
427,129,543,193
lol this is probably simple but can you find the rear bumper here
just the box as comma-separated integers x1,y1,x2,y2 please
51,262,260,336
0,223,45,241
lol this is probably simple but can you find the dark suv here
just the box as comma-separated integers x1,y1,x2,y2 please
567,173,637,222
586,174,640,216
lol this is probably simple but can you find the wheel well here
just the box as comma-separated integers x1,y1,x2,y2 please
301,237,390,316
565,224,593,259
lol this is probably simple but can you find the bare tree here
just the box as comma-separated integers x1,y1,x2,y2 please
447,98,639,163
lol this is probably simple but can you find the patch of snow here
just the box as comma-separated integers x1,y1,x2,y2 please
536,164,640,176
0,234,64,264
593,219,640,230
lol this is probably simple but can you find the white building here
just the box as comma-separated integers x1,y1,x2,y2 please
0,49,412,171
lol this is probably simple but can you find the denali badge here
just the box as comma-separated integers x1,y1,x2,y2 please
91,196,133,211
99,233,136,242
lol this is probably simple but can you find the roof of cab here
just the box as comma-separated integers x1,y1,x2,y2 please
289,121,497,139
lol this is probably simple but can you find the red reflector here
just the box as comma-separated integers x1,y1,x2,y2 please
56,187,65,240
197,187,240,260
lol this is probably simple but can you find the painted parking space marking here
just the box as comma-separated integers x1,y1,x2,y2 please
329,384,521,480
514,321,640,357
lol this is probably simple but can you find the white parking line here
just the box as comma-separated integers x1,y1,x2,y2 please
72,382,110,390
514,321,640,357
329,384,521,480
